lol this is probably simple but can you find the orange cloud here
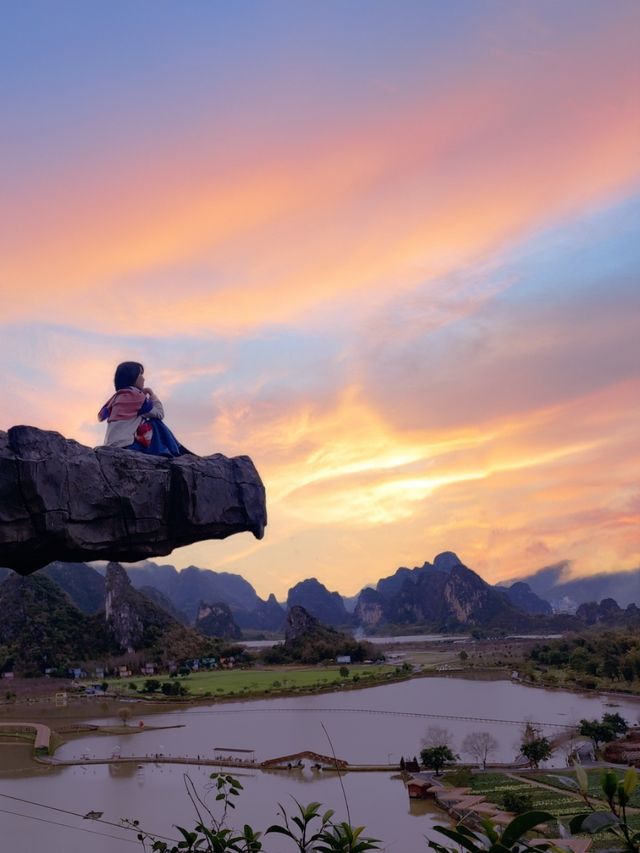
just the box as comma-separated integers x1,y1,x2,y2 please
1,14,638,336
177,375,639,596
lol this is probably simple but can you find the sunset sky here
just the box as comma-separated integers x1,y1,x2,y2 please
1,1,639,598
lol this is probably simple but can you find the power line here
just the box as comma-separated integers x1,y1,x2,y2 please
0,790,178,844
0,807,140,845
144,706,575,728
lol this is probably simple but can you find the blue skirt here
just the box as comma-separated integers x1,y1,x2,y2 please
128,420,191,458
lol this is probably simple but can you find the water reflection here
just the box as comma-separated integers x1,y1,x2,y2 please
2,677,639,853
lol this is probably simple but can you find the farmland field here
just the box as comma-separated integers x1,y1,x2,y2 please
95,665,396,698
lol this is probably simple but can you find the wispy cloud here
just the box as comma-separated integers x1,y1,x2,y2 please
1,2,639,595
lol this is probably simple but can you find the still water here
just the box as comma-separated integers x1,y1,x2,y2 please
1,677,638,853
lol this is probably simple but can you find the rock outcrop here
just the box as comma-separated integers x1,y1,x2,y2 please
0,425,267,575
104,561,213,657
195,601,242,639
358,553,538,631
276,604,373,664
287,577,351,627
575,598,640,627
285,604,322,643
353,587,386,629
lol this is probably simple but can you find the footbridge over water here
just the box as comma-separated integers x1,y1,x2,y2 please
260,751,348,770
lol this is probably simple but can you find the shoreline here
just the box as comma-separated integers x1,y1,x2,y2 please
2,666,638,725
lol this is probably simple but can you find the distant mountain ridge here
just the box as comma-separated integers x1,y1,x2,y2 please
505,562,640,611
286,577,350,627
2,550,638,640
356,553,549,631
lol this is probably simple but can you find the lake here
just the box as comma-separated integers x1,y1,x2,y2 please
1,676,638,852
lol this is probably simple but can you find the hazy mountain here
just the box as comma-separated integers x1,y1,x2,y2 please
138,585,190,624
41,561,106,614
287,578,351,627
509,562,640,611
501,581,552,615
125,562,259,622
234,593,285,632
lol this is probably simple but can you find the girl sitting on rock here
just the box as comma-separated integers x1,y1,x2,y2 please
98,361,188,457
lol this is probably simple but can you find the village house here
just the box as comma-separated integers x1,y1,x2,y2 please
407,779,432,799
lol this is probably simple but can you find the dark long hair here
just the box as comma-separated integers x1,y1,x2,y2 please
114,361,143,390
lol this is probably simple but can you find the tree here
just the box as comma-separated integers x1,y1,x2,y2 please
143,678,161,693
580,712,628,751
462,731,498,769
602,712,629,736
117,707,132,726
422,726,453,748
519,722,553,768
519,736,553,768
420,745,458,775
339,666,349,678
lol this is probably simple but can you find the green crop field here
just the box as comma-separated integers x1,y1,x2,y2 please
532,769,640,810
461,772,586,820
96,665,395,698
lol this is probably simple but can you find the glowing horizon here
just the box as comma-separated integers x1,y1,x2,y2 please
1,1,639,598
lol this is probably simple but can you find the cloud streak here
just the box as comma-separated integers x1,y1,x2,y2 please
1,2,639,595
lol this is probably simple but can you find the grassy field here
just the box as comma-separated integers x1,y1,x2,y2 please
98,664,396,698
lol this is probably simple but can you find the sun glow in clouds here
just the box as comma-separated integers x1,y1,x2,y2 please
1,1,639,596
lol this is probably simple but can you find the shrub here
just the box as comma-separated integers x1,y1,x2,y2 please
502,790,534,813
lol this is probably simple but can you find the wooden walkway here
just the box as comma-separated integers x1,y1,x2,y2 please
0,722,51,753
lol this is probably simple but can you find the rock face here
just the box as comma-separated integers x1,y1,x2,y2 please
104,561,211,656
285,604,321,643
0,425,267,575
353,587,386,629
104,562,150,653
195,601,242,639
357,553,533,631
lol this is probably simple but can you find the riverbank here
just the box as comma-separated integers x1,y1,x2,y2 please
3,674,639,853
2,663,638,726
